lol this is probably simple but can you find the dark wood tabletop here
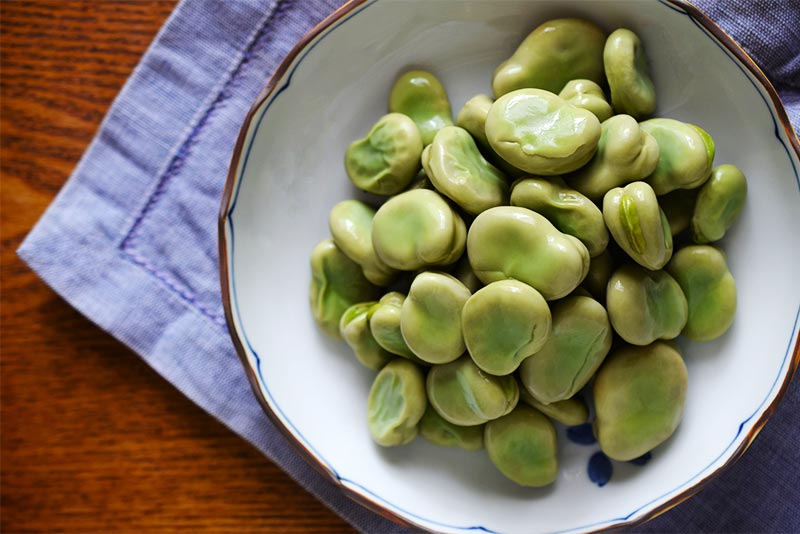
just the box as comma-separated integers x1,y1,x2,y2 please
0,2,356,532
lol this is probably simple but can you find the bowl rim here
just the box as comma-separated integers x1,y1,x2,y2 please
218,1,800,532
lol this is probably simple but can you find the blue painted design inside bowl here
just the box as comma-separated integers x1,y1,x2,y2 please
588,452,613,487
567,424,597,446
224,0,800,531
629,452,653,466
584,451,652,486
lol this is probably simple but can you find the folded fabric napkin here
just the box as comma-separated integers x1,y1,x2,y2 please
19,0,799,532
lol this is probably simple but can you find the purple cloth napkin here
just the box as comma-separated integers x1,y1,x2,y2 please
18,0,799,532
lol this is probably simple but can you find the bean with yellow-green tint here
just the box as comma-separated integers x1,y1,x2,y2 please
309,239,379,338
419,405,484,450
462,280,551,376
456,94,494,148
427,356,518,426
511,177,609,257
565,114,660,201
422,126,508,214
666,245,737,341
593,342,688,461
340,302,393,370
486,89,601,175
519,295,612,404
345,113,423,195
606,264,688,346
640,118,715,195
492,18,606,97
368,359,427,447
455,94,524,178
518,386,589,426
372,189,466,271
329,200,395,286
604,28,656,119
401,272,471,364
485,405,558,487
389,70,453,145
692,164,747,244
603,181,673,270
558,79,613,122
467,206,590,300
369,292,425,363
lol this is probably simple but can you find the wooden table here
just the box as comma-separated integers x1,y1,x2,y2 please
0,2,355,532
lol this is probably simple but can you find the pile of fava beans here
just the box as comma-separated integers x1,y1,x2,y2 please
308,18,746,487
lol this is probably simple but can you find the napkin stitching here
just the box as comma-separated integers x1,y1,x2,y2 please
118,0,287,326
117,2,276,248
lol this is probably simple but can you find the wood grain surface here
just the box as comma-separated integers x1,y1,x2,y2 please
0,2,355,532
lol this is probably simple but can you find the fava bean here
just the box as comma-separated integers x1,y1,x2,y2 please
372,189,466,270
401,272,471,364
369,292,424,363
389,70,453,145
309,239,379,338
666,245,737,341
486,89,601,175
467,206,590,300
462,280,551,376
368,359,427,446
641,118,715,195
422,126,508,214
604,28,656,119
565,114,660,201
329,200,395,286
606,264,688,345
419,405,484,450
511,177,609,257
427,355,518,426
518,386,590,426
493,18,606,97
340,302,393,370
603,181,673,270
485,405,558,487
345,113,423,195
456,94,494,148
518,295,613,404
692,164,747,244
593,342,688,461
455,94,525,177
558,79,613,122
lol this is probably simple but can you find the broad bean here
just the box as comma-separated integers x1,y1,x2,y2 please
486,89,601,175
389,70,453,145
309,239,379,338
593,342,688,461
603,181,673,270
345,113,423,195
493,18,606,96
462,280,551,376
368,359,427,446
467,206,590,300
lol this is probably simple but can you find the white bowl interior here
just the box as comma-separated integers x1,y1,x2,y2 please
223,1,800,533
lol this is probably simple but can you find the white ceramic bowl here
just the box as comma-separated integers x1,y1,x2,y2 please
219,1,800,532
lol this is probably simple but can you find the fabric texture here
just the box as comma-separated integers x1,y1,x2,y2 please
18,0,799,532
